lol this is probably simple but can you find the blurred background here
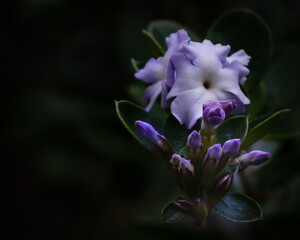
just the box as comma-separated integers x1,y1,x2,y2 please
8,0,300,239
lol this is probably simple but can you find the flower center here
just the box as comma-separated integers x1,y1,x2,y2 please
203,80,210,89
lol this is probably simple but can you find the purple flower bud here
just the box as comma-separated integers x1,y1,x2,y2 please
237,150,271,167
219,99,237,116
248,150,271,165
202,103,226,126
135,120,163,143
208,173,234,207
222,139,241,156
206,144,222,160
170,154,194,173
170,153,181,167
173,198,193,215
187,130,202,148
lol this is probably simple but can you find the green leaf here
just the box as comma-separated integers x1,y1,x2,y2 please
148,20,201,51
161,201,185,224
115,100,163,150
246,82,267,121
241,109,290,149
142,30,165,58
206,10,272,91
163,114,201,153
216,192,263,222
216,115,249,145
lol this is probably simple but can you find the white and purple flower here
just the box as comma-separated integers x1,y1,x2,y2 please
136,29,251,129
168,39,250,129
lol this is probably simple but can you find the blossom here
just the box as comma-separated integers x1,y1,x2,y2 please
167,39,250,129
135,30,190,111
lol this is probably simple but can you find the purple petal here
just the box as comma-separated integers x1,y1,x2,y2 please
165,29,190,49
135,57,164,83
143,81,162,112
170,88,219,129
248,150,271,165
227,49,251,65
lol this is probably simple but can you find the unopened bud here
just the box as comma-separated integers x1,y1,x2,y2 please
237,150,271,167
187,131,203,166
222,138,241,157
208,173,234,207
135,120,174,163
202,102,225,131
197,144,222,189
173,198,193,215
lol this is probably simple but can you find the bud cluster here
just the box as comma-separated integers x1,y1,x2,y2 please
135,99,270,229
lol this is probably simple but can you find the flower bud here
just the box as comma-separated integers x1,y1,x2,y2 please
219,99,237,116
192,198,208,230
170,154,196,198
187,131,203,166
187,130,202,148
197,144,222,189
222,138,241,157
202,102,226,127
236,150,271,167
135,120,174,163
135,120,162,143
208,173,234,207
173,198,193,215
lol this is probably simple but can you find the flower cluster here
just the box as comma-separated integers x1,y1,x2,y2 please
135,30,250,129
135,100,270,228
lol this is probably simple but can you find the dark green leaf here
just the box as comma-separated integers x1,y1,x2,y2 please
216,115,249,145
115,100,163,150
241,109,290,149
206,10,272,91
142,30,165,58
246,82,267,121
163,114,201,153
148,20,201,51
216,192,263,222
161,201,185,224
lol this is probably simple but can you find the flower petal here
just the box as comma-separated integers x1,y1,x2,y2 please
227,49,251,65
170,88,219,129
135,57,165,83
143,81,162,112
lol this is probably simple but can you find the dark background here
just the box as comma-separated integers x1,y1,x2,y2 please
8,0,300,239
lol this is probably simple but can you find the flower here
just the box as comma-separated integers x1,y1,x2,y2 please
167,39,250,129
135,30,190,111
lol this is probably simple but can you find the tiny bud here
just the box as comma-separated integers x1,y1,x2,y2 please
222,138,241,156
236,150,271,167
207,144,222,160
187,130,202,148
173,198,193,215
219,99,237,116
170,154,181,167
248,151,271,165
197,144,222,189
208,173,234,207
135,120,174,163
193,198,208,219
135,120,161,143
178,157,194,174
202,103,225,126
187,131,203,166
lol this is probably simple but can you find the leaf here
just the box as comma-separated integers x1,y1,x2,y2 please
148,20,201,51
240,109,290,149
163,114,201,153
206,9,272,91
142,30,165,58
216,115,249,145
246,81,267,121
216,192,263,222
161,201,185,224
115,100,163,150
